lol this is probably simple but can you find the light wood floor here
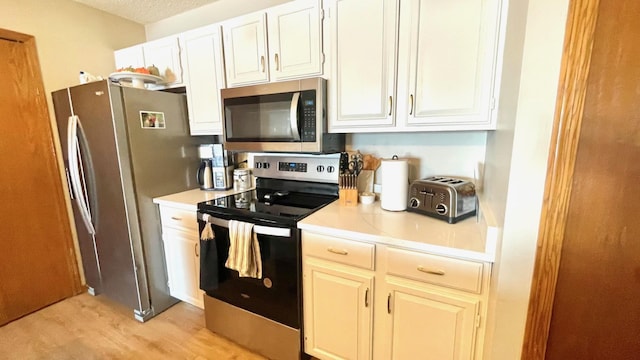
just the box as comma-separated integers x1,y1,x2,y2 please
0,293,267,359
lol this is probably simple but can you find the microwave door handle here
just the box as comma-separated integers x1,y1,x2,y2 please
289,92,301,141
199,213,292,238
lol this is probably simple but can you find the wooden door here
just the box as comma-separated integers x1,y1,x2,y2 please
523,0,640,358
0,29,81,326
544,0,640,357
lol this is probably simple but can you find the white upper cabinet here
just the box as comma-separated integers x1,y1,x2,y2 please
267,0,323,82
222,12,269,86
114,36,183,88
223,0,323,87
327,0,398,129
114,45,144,69
181,24,226,135
142,36,183,86
327,0,503,132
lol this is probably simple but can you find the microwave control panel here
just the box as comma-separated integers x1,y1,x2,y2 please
301,91,316,142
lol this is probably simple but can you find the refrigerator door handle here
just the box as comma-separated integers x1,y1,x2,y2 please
67,115,96,235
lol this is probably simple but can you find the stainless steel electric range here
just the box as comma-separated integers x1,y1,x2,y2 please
197,153,340,360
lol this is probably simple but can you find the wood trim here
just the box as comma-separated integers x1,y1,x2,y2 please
521,0,600,358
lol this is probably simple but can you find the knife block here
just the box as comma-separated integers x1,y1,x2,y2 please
339,188,358,206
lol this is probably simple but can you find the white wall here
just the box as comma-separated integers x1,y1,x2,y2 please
482,0,569,358
145,0,291,40
0,0,145,116
347,132,487,186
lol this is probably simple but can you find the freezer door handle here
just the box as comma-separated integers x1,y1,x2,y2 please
67,115,96,235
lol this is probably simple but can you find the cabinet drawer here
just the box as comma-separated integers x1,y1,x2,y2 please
159,206,198,232
387,248,484,294
303,232,375,270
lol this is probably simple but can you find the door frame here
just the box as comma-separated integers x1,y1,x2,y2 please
521,0,600,358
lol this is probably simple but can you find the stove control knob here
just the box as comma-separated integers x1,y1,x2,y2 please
256,162,263,169
409,197,420,208
316,165,325,172
263,162,270,169
435,203,448,215
327,165,335,173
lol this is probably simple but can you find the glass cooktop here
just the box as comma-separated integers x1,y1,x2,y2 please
198,186,338,227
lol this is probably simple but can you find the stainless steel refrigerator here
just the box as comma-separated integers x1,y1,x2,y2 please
52,80,210,321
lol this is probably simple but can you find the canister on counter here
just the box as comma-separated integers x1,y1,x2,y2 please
233,168,252,191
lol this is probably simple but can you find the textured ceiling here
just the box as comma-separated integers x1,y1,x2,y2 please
73,0,220,24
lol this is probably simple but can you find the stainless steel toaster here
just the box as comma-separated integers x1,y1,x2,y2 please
407,176,477,223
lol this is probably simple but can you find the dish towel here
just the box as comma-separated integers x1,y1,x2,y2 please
225,220,262,279
199,222,219,292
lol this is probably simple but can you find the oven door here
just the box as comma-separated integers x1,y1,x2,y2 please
198,213,301,329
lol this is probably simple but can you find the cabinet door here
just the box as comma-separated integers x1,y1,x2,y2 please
327,0,398,131
303,257,373,360
181,25,226,135
114,45,144,70
396,0,501,129
267,0,322,81
142,36,183,85
223,12,269,87
162,227,204,309
384,277,480,360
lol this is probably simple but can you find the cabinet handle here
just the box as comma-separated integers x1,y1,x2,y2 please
260,55,265,72
365,288,369,307
409,94,414,115
195,243,199,257
388,96,393,116
275,53,279,71
417,266,445,276
387,293,391,314
170,216,182,221
327,247,348,255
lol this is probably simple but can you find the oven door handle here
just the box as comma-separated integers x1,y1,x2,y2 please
198,213,292,238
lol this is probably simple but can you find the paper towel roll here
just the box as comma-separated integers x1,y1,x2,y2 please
380,156,408,211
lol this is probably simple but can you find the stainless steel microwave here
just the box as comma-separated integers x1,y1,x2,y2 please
221,78,344,153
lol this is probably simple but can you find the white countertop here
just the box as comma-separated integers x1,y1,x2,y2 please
298,198,499,262
154,188,499,262
152,188,249,211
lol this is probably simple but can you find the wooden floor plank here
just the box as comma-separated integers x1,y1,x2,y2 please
0,293,267,359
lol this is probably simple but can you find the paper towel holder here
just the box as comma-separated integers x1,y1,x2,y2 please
380,154,409,211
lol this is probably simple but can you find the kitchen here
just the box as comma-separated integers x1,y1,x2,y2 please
2,0,636,359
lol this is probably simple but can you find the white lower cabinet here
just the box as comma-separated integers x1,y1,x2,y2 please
302,230,490,360
158,206,204,309
303,257,374,360
383,277,480,359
